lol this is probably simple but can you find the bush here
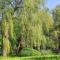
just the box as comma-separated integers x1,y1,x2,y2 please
17,48,41,57
41,50,54,56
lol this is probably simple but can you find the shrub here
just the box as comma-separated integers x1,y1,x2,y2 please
17,48,41,57
41,50,54,56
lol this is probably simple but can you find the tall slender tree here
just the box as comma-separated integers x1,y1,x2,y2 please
0,0,14,56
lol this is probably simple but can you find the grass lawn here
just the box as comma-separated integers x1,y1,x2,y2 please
0,55,60,60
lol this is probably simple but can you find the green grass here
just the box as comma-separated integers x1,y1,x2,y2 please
0,55,60,60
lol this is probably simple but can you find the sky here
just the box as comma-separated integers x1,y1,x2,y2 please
47,0,60,9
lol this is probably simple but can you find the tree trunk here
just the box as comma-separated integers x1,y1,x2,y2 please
16,33,25,53
2,22,10,57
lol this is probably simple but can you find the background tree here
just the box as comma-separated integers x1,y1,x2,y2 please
52,5,60,50
0,0,14,56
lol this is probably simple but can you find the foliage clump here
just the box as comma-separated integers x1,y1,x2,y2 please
18,48,41,57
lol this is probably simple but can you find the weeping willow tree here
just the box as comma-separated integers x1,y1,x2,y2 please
0,0,15,56
14,0,54,52
1,8,14,56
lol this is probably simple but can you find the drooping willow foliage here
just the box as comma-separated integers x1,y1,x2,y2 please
1,8,15,56
2,11,10,56
14,0,54,51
